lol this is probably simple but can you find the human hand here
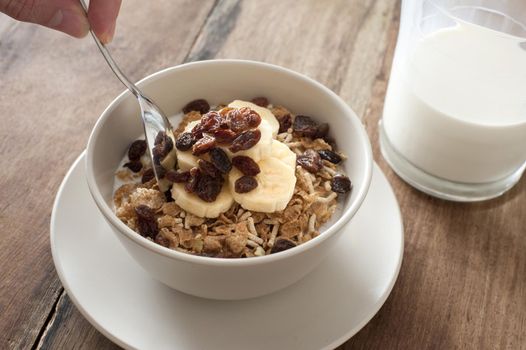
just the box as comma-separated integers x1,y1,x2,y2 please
0,0,122,43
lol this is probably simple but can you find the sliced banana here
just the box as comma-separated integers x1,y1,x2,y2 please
171,182,234,218
160,152,177,170
229,157,296,213
228,100,280,138
270,140,296,170
176,121,200,170
222,119,273,163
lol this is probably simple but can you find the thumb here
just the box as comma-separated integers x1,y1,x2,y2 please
1,0,89,38
88,0,122,44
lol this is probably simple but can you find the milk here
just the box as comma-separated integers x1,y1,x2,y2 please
382,22,526,183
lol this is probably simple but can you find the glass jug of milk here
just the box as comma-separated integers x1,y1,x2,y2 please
380,0,526,201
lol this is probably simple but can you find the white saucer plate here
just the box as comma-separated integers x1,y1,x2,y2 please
51,152,403,350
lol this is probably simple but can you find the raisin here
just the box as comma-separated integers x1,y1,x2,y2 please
191,122,204,140
245,110,262,128
152,146,162,159
277,114,292,133
199,111,222,134
230,129,261,152
135,204,154,219
251,96,269,107
198,159,222,178
185,168,201,193
153,131,173,158
226,107,261,132
315,123,329,139
226,108,249,132
293,115,319,138
135,205,158,238
331,175,352,194
324,136,337,150
164,189,174,202
128,140,147,161
124,160,142,173
154,165,166,178
141,168,155,183
195,174,223,202
153,152,161,165
183,99,210,114
218,107,234,117
318,150,342,164
154,131,165,146
166,170,191,183
219,119,230,129
211,128,237,144
175,132,195,151
209,148,232,174
192,134,216,155
232,156,260,176
235,176,258,193
296,149,323,173
270,238,296,254
154,233,170,247
163,135,174,155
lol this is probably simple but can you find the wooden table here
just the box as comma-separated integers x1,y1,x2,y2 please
1,1,525,349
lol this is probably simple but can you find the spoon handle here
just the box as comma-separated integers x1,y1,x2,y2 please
78,0,142,98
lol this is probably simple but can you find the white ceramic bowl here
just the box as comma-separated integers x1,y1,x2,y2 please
86,60,373,300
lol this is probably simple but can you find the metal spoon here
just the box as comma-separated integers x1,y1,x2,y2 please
79,0,175,191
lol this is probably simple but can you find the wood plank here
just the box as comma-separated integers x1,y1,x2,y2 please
189,1,526,348
32,1,400,348
36,293,119,350
188,0,396,118
340,3,526,349
3,0,525,348
0,1,214,349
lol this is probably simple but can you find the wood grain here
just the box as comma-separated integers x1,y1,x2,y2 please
36,293,119,350
0,1,215,349
1,0,525,349
188,0,396,119
341,5,526,348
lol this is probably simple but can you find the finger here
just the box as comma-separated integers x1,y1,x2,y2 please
0,0,89,38
88,0,122,44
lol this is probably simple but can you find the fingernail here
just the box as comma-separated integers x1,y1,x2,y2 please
48,8,89,38
99,22,116,44
47,10,63,28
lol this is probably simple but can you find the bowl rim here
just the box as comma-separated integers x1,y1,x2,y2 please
86,59,373,267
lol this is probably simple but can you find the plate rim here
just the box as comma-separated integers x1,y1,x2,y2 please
50,151,404,350
328,170,404,348
50,151,134,349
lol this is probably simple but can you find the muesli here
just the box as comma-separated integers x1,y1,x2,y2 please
113,97,352,258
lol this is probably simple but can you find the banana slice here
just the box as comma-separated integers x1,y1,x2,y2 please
171,182,234,218
270,140,296,170
228,100,280,138
222,119,273,163
175,121,200,170
229,157,296,213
